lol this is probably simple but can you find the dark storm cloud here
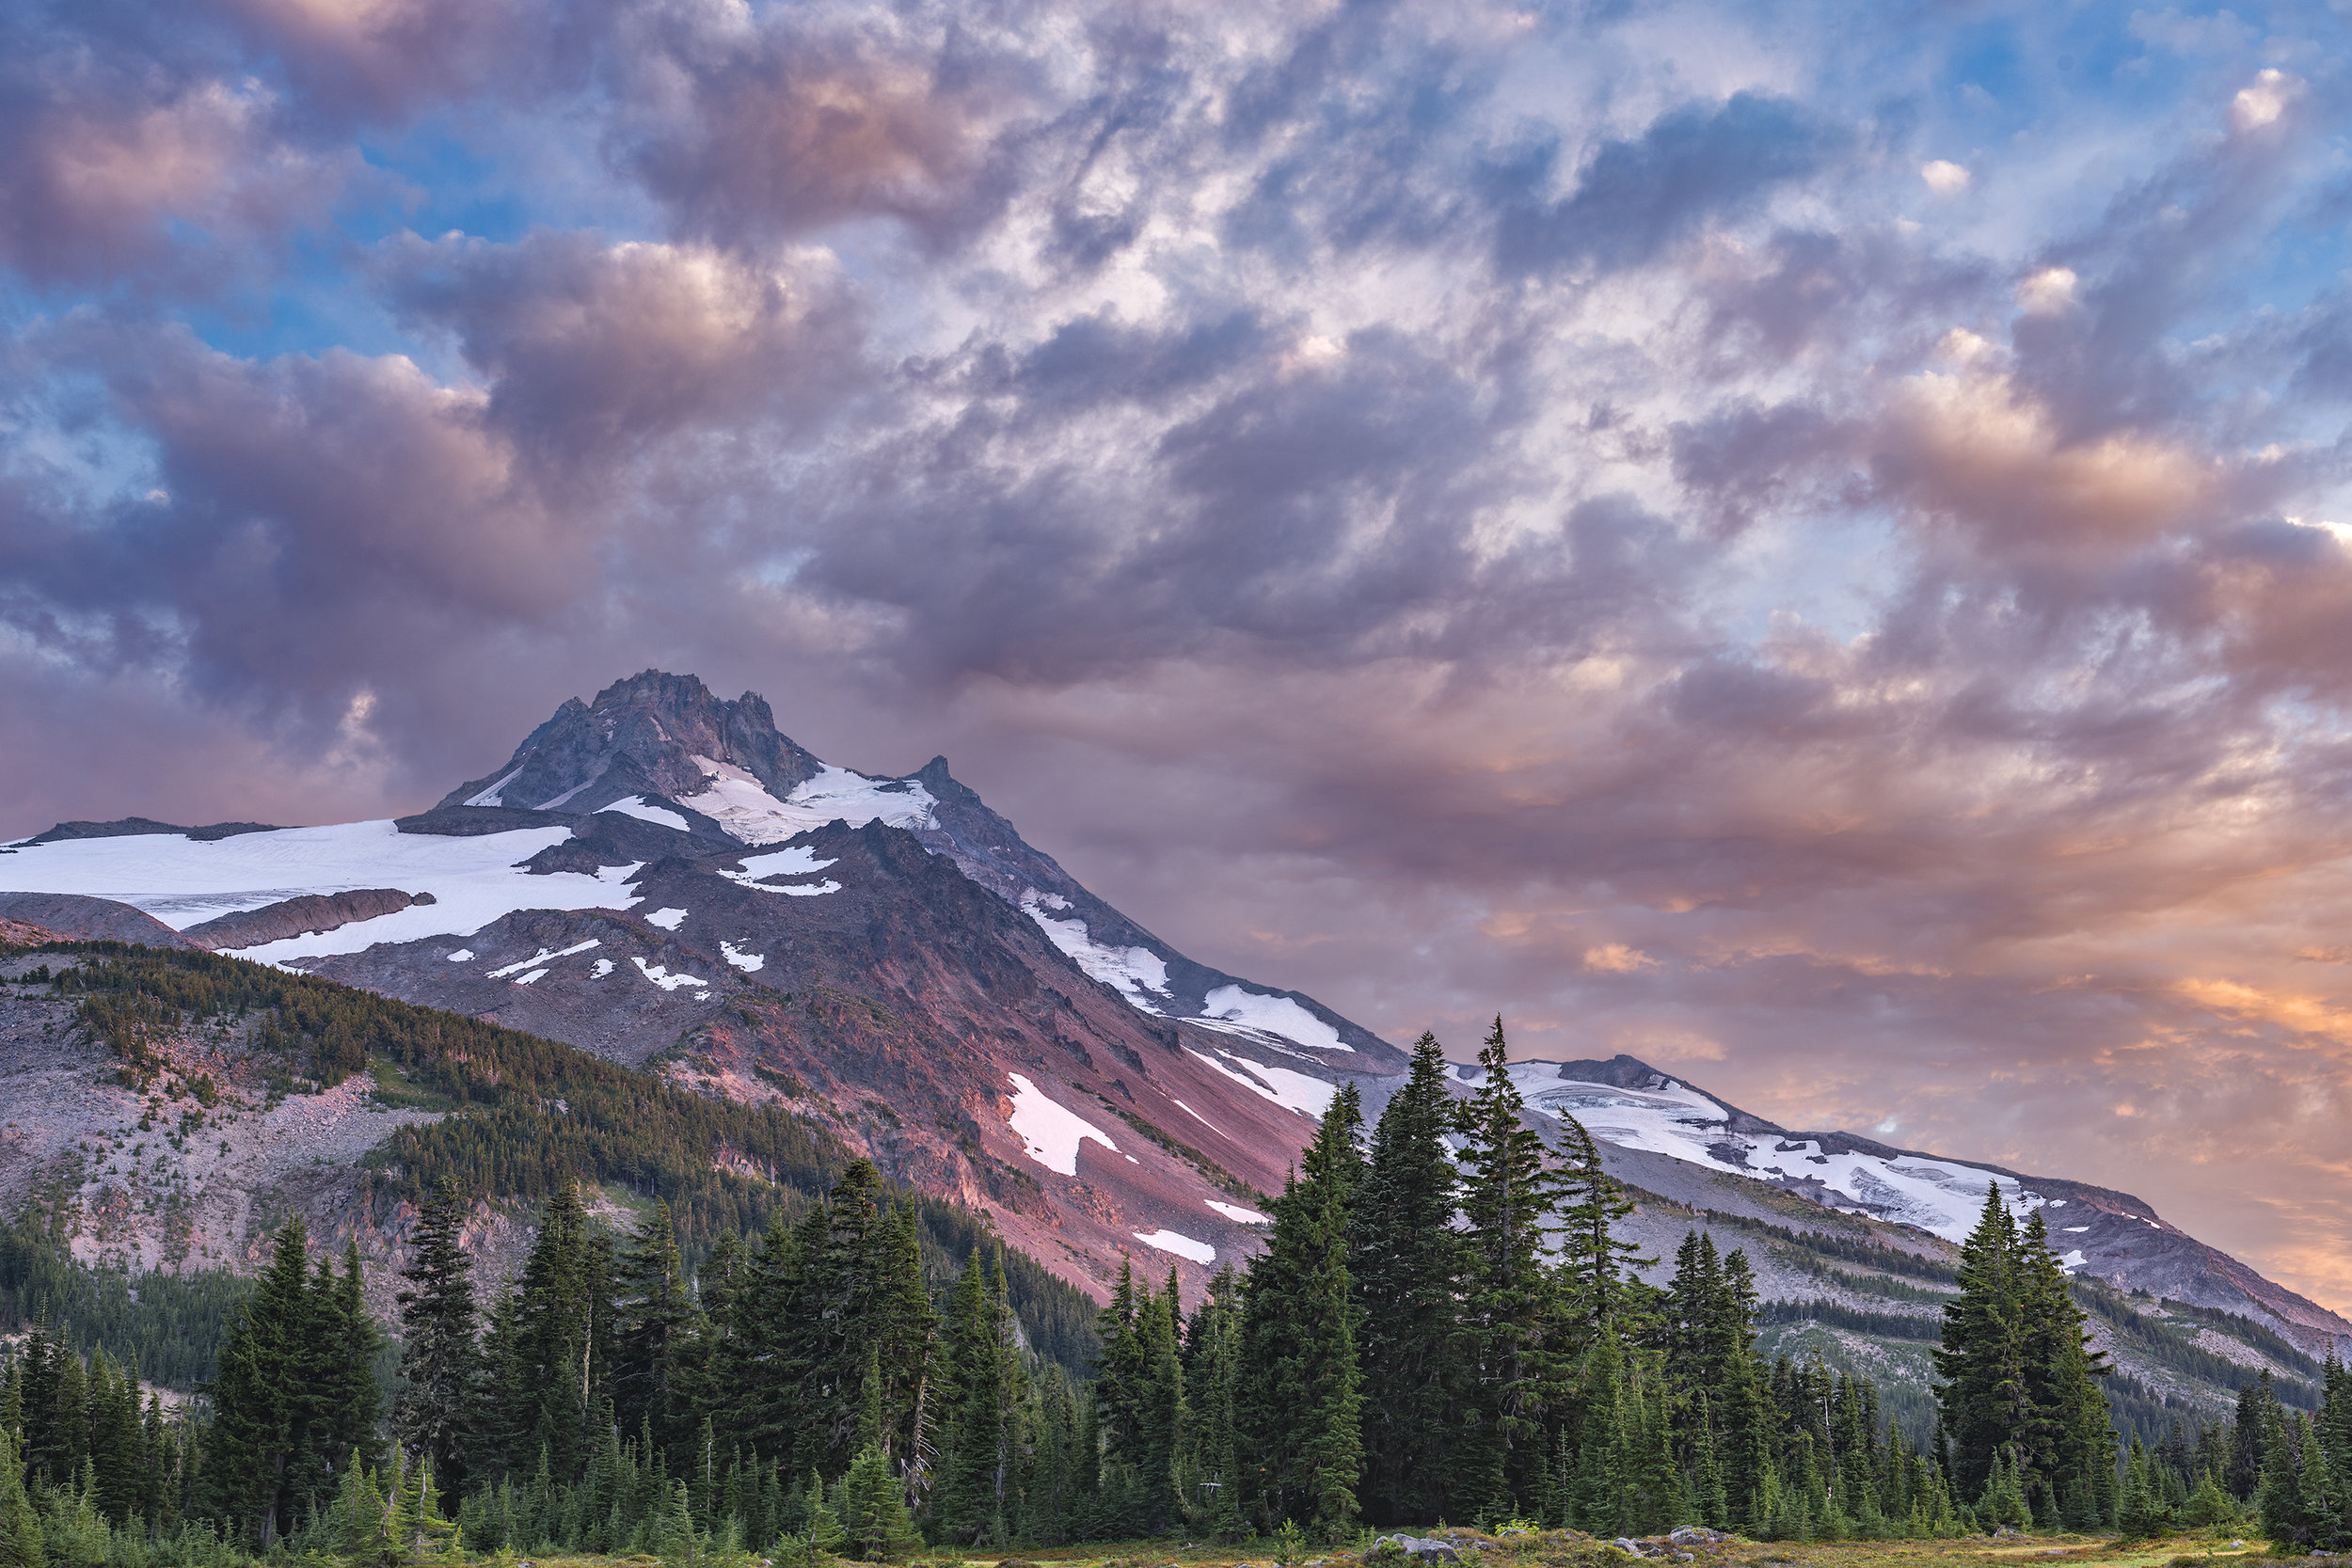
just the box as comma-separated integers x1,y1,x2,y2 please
7,0,2352,1308
1492,93,1841,276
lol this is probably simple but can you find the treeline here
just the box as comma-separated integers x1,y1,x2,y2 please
0,1220,381,1568
41,944,1100,1376
0,1222,250,1389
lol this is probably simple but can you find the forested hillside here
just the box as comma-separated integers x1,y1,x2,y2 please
7,944,2352,1567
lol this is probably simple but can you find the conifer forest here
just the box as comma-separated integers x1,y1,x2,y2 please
5,976,2352,1568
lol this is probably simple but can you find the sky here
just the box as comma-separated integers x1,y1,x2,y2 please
4,0,2352,1315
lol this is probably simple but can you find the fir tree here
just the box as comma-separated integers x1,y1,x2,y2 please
0,1425,41,1568
1239,1084,1365,1534
612,1199,707,1474
1454,1019,1563,1520
1179,1269,1247,1539
395,1186,481,1492
1353,1031,1468,1527
931,1249,1025,1545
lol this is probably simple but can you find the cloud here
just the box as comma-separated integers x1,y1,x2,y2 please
1920,159,1970,195
0,11,357,290
611,8,1041,252
1493,91,1841,275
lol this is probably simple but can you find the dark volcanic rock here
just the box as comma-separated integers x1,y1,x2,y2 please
394,805,578,837
0,892,193,948
183,889,427,951
436,670,825,815
24,817,282,845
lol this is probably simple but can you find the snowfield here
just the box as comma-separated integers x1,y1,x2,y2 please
598,797,690,832
1015,890,1356,1056
1133,1227,1216,1263
0,820,643,963
1458,1060,2043,1244
1187,1047,1339,1117
1020,892,1173,1010
1191,984,1350,1053
1005,1071,1120,1175
676,758,935,845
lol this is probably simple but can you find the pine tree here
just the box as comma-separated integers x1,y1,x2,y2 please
931,1248,1025,1545
0,1425,41,1568
1179,1269,1247,1539
2258,1406,2309,1550
1934,1186,2032,1502
481,1181,602,1486
395,1185,481,1491
836,1353,919,1565
1353,1031,1468,1527
1239,1083,1365,1534
1454,1019,1564,1520
202,1217,348,1544
612,1200,707,1475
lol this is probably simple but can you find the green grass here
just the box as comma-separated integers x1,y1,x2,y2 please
365,1056,465,1113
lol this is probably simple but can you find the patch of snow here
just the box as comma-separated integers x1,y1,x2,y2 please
721,941,765,973
714,844,843,896
645,907,690,930
1191,985,1350,1053
1005,1071,1119,1175
1185,1049,1338,1117
464,768,525,808
2059,1249,2089,1273
1205,1200,1271,1225
676,757,936,845
1170,1099,1222,1135
1133,1228,1215,1264
515,969,548,985
591,958,614,977
694,990,711,1000
487,938,600,978
534,779,596,811
1472,1059,2044,1245
1019,891,1170,1011
631,957,708,992
2063,1226,2091,1233
0,819,643,963
599,797,691,832
446,949,475,962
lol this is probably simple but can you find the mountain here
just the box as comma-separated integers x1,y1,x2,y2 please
0,671,1406,1301
1438,1054,2352,1430
3,668,2345,1410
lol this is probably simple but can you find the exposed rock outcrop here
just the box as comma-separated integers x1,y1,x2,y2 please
183,889,433,951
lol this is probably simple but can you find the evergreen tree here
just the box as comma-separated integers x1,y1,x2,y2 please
395,1186,481,1491
1239,1083,1366,1534
202,1218,381,1545
931,1249,1025,1545
835,1354,919,1563
1933,1186,2033,1501
481,1181,602,1485
1178,1269,1247,1539
1454,1020,1564,1520
612,1199,707,1474
1353,1031,1468,1527
0,1425,41,1568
